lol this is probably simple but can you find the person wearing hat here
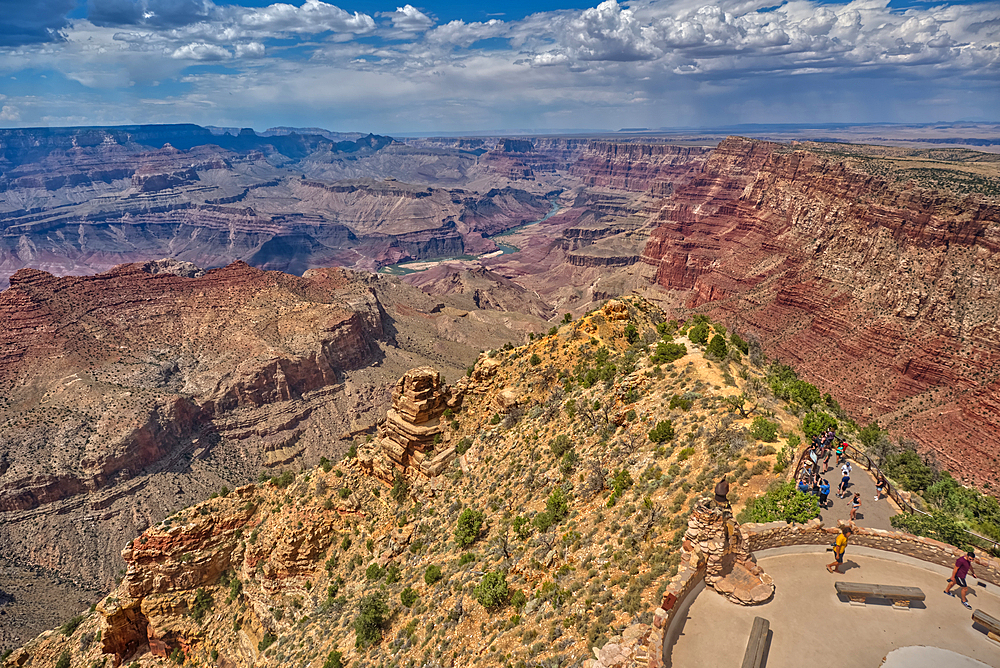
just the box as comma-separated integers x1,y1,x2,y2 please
827,526,852,574
945,550,977,609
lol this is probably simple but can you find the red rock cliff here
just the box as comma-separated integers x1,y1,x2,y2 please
642,137,1000,487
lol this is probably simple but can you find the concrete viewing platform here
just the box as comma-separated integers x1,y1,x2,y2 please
667,547,1000,668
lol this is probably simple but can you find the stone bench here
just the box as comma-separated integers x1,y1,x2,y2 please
834,582,925,608
972,609,1000,642
740,616,770,668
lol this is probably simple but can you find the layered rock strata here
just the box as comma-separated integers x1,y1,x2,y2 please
642,137,1000,487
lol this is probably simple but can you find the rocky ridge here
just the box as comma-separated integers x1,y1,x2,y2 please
4,299,813,668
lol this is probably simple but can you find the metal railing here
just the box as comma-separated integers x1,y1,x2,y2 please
793,440,1000,555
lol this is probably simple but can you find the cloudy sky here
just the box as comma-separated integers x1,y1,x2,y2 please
0,0,997,133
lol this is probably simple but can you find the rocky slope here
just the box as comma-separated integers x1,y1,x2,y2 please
0,259,550,601
3,299,807,668
641,137,1000,486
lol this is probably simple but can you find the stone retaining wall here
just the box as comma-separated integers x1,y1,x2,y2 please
742,519,1000,585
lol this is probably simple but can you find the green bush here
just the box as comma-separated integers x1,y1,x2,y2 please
365,563,385,581
884,449,937,492
456,437,472,455
55,651,71,668
529,353,542,366
454,508,485,548
169,647,185,664
59,614,86,636
258,633,277,652
458,552,478,566
190,587,213,622
801,411,837,440
320,456,333,473
677,447,695,461
400,587,419,607
749,416,778,442
533,486,569,531
270,470,295,489
688,322,710,345
474,571,510,610
668,394,692,411
323,650,344,668
391,474,408,504
549,434,572,458
339,487,351,499
424,564,443,585
736,482,820,524
730,332,749,354
559,450,579,475
891,511,970,550
648,420,675,443
706,334,728,359
606,470,634,507
624,323,639,344
354,593,389,648
651,341,686,364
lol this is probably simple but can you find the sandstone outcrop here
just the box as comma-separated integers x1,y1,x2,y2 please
570,141,712,192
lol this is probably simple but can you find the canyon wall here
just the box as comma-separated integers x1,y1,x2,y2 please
642,137,1000,486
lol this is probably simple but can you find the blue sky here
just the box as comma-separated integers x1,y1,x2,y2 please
0,0,997,133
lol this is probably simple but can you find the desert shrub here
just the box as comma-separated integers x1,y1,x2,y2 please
530,353,542,366
354,593,389,648
751,460,770,476
648,420,675,443
400,587,419,607
258,633,277,652
323,650,344,668
677,447,695,461
607,470,633,507
365,563,385,581
339,487,351,499
550,434,572,458
737,482,819,524
270,470,295,489
55,651,71,668
624,323,639,344
169,647,185,664
668,394,692,411
560,450,579,475
424,564,443,585
59,614,86,636
320,456,332,473
687,321,710,345
730,332,749,354
749,416,778,442
474,570,510,610
801,411,837,440
891,511,971,550
455,508,485,548
391,474,408,504
190,587,213,622
651,342,686,364
456,437,472,455
706,334,728,359
458,552,478,566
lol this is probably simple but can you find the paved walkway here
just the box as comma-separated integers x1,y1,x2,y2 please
667,550,1000,668
806,457,897,530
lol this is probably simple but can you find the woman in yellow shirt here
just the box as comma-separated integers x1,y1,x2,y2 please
827,526,853,574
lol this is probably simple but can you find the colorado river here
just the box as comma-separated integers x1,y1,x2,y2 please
377,198,561,276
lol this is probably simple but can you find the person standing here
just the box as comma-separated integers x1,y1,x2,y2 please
850,493,861,521
818,479,831,508
714,477,730,510
827,526,852,573
945,551,977,609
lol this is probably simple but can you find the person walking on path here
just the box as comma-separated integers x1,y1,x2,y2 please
850,493,861,521
875,473,888,501
838,470,851,498
827,526,852,574
822,446,832,473
945,551,977,609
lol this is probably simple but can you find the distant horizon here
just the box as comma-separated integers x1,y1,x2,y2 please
3,119,1000,139
1,0,998,133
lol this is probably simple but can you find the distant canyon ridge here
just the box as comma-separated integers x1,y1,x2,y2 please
1,123,999,596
